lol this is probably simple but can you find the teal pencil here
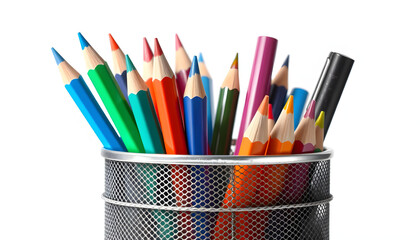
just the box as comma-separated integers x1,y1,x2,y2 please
126,55,165,154
126,54,174,239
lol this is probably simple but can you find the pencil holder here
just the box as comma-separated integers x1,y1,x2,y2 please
102,148,333,240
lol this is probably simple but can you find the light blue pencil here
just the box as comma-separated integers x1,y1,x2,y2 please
52,48,126,151
198,53,214,144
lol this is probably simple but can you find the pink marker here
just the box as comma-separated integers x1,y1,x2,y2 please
235,36,277,154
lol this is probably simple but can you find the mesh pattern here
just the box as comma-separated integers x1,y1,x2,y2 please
104,159,331,239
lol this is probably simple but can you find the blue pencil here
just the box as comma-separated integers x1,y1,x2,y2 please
109,34,130,106
290,87,309,129
269,55,289,121
184,56,212,239
198,53,214,144
52,48,126,151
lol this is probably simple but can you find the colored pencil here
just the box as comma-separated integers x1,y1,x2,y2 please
211,53,240,155
262,95,295,205
153,38,190,238
109,34,130,106
214,96,269,240
52,48,126,152
78,33,144,153
268,103,274,135
299,111,326,239
125,54,167,239
184,56,208,155
269,55,289,121
292,100,316,154
184,56,212,239
143,38,158,114
310,52,354,136
198,53,214,143
235,36,277,155
267,100,316,240
152,38,188,155
290,87,308,130
126,55,165,154
314,111,325,152
262,96,295,239
175,34,191,119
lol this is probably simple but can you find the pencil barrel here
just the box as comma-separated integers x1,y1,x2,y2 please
103,148,332,240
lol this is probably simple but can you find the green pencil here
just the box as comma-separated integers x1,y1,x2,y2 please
78,33,144,153
211,53,240,155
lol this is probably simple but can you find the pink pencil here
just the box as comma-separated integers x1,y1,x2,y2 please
235,36,277,154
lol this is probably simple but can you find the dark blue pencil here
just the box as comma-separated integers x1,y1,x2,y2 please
269,55,289,121
183,56,213,239
109,34,130,106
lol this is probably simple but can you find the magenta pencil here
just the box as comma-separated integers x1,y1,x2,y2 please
235,36,277,154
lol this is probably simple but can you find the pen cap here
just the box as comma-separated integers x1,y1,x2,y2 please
310,52,354,136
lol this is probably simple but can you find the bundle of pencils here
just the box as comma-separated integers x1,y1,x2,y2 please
53,33,353,240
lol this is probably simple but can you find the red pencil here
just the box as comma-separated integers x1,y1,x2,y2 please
143,38,158,116
175,34,191,121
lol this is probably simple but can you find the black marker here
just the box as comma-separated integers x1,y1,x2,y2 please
310,52,354,136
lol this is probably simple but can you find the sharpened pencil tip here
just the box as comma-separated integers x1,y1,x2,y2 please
282,55,289,68
125,54,136,72
175,34,183,50
154,38,163,57
304,100,316,119
316,111,325,129
189,56,200,77
231,53,239,69
284,95,294,114
268,104,274,120
78,32,90,50
51,47,65,65
143,38,153,62
198,52,204,63
109,34,120,51
258,95,269,115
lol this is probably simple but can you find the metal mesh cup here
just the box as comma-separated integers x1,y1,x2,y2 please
102,148,333,240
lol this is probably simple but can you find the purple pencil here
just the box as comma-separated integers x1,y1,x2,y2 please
234,36,277,155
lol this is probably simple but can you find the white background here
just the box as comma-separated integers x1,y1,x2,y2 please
1,0,419,239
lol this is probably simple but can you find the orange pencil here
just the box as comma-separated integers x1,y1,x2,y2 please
259,95,295,206
143,38,158,115
152,38,187,155
214,96,269,240
152,38,191,238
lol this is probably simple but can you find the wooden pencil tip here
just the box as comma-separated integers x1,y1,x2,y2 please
78,32,90,50
316,111,325,129
154,38,163,57
143,38,153,62
188,56,200,78
268,104,274,120
282,55,289,68
231,53,239,69
304,100,316,119
109,33,120,51
284,95,294,114
51,47,65,65
175,34,183,50
125,54,136,72
258,95,269,115
198,52,204,63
